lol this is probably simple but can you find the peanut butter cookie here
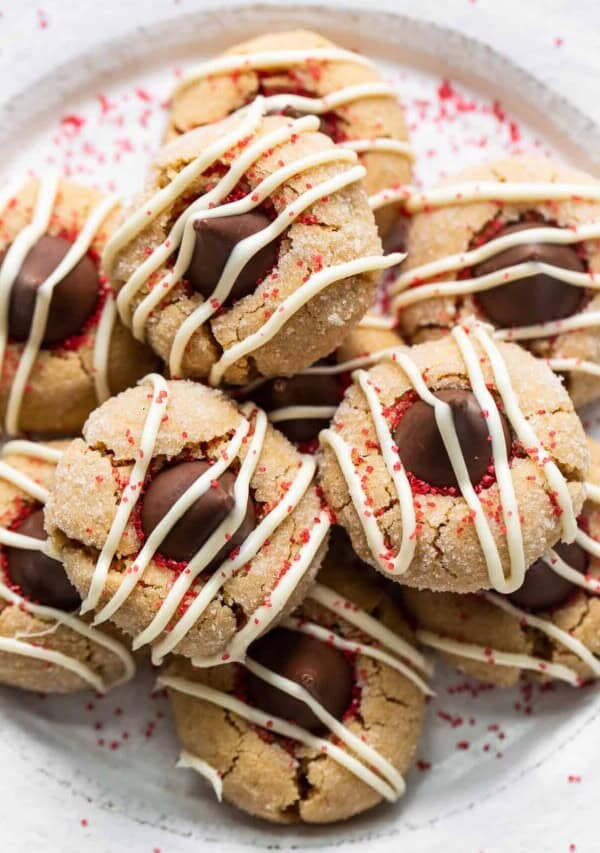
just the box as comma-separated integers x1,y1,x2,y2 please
319,320,589,593
0,440,134,692
45,377,328,665
0,174,159,435
159,534,429,823
395,157,600,406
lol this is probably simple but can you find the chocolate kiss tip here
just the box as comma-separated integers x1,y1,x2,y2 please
186,211,278,303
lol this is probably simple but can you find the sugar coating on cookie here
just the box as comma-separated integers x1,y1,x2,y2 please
319,320,589,594
246,325,405,450
0,175,159,435
393,156,600,407
104,103,401,385
165,29,413,235
159,541,429,824
45,377,328,664
0,440,135,693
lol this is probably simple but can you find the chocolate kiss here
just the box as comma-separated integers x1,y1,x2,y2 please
473,221,586,328
141,460,256,566
382,217,409,256
6,509,81,611
185,211,277,304
7,235,99,344
393,389,511,489
247,627,354,733
508,541,588,612
253,372,341,444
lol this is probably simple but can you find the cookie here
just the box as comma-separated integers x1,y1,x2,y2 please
393,156,600,406
0,440,135,693
318,319,589,594
104,104,401,386
45,376,328,665
165,29,413,236
159,531,430,824
402,441,600,687
0,174,159,436
247,325,404,449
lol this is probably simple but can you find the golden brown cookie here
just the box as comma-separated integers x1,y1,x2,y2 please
395,156,600,407
246,324,404,449
159,533,429,824
319,321,589,594
105,108,395,386
0,175,159,436
45,377,328,665
400,437,600,687
0,440,134,693
165,29,413,236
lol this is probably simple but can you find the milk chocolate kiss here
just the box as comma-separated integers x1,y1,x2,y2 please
141,460,256,565
508,541,588,612
474,221,586,328
6,509,81,610
7,235,99,344
393,389,511,489
186,212,277,303
253,372,341,444
247,627,353,733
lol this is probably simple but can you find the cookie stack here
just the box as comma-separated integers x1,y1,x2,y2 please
1,28,599,826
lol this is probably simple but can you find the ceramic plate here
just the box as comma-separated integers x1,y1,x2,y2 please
1,6,598,852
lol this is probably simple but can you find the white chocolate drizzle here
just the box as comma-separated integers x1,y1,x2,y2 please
249,344,407,436
484,592,600,678
320,319,577,592
303,347,404,376
160,580,432,802
208,253,402,387
415,555,600,685
245,656,404,792
343,138,415,160
576,527,600,559
97,412,254,631
78,375,325,665
415,469,600,684
1,440,63,463
173,49,377,94
0,172,119,434
373,181,600,214
81,373,169,614
267,405,337,425
0,452,50,504
283,614,432,695
260,83,397,116
547,357,600,379
359,313,398,330
307,582,432,677
388,182,600,351
0,441,134,691
93,291,118,403
177,750,223,801
160,671,402,802
104,95,402,382
545,547,600,595
190,509,330,667
173,46,413,174
416,628,580,686
584,480,600,503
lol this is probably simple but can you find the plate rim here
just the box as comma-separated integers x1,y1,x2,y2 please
0,2,599,172
1,3,599,850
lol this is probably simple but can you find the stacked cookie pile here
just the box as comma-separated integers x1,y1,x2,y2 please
1,29,599,825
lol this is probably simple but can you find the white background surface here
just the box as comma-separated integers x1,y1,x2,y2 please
1,0,600,125
0,3,599,853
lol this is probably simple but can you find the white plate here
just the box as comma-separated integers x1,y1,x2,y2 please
0,6,598,852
